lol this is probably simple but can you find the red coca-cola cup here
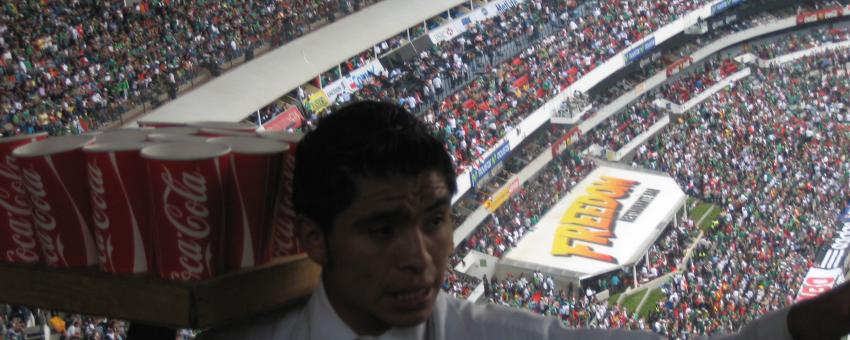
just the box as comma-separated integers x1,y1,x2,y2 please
208,137,288,271
190,121,257,133
198,128,258,138
259,131,304,259
83,141,156,273
12,135,98,268
0,133,48,264
142,142,231,281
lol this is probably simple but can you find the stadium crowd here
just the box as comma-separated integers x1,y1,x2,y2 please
630,48,850,337
451,147,594,267
581,98,666,153
0,0,377,137
444,19,850,340
256,0,708,174
656,58,738,104
439,3,840,303
635,216,700,284
750,24,850,60
3,0,850,338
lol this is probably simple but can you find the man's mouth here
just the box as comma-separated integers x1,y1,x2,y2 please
392,287,430,301
389,287,432,310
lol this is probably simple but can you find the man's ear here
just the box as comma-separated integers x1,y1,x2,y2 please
296,215,327,266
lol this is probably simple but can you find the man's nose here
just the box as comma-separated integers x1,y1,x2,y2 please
396,225,431,273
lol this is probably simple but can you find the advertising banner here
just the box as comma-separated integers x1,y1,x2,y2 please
796,6,845,25
624,37,656,64
262,106,304,132
322,60,385,103
346,60,386,92
484,178,521,213
816,203,850,270
551,127,580,157
323,79,347,103
710,0,744,16
795,267,845,302
470,142,511,187
667,56,693,77
303,90,331,113
503,166,686,279
429,0,525,44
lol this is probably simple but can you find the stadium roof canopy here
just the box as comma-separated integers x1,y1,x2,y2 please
125,0,466,126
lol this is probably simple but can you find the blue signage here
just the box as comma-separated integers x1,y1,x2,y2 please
711,0,745,15
624,37,656,64
470,142,511,187
816,202,850,269
495,0,520,14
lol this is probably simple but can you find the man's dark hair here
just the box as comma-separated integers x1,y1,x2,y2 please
293,100,457,232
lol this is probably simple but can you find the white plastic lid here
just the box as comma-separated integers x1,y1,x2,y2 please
0,132,48,145
12,135,95,157
207,137,289,155
84,141,156,153
94,130,150,144
189,121,258,132
141,142,230,161
256,130,304,143
200,128,258,137
147,134,210,143
149,126,200,135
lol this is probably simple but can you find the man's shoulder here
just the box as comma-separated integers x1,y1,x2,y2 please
436,294,661,339
435,293,556,336
196,301,306,340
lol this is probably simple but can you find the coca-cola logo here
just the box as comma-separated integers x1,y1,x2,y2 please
272,156,298,256
0,155,39,262
21,164,64,266
161,166,212,280
87,160,115,270
798,276,837,301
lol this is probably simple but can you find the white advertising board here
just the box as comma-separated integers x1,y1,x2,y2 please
796,267,846,302
501,166,686,280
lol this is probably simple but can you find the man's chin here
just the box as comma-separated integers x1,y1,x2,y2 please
381,289,437,328
382,308,434,328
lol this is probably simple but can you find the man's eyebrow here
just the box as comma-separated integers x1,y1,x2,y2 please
425,197,451,212
354,208,409,227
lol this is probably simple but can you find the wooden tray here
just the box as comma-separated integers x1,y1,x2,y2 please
0,255,321,329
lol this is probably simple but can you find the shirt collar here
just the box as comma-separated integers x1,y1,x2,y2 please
307,281,427,340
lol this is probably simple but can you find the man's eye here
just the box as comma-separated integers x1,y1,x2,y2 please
369,226,394,239
426,215,446,231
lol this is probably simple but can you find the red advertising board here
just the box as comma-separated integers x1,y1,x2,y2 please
551,127,581,157
795,267,844,302
797,6,845,25
263,107,304,132
666,56,693,77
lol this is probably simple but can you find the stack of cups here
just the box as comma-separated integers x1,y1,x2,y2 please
12,136,99,268
0,133,48,263
142,142,232,281
0,121,302,282
147,126,204,143
208,137,288,271
258,131,304,259
83,140,155,273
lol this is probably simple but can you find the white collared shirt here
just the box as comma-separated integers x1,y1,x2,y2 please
200,282,793,340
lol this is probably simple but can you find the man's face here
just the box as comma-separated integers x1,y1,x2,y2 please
310,171,454,335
